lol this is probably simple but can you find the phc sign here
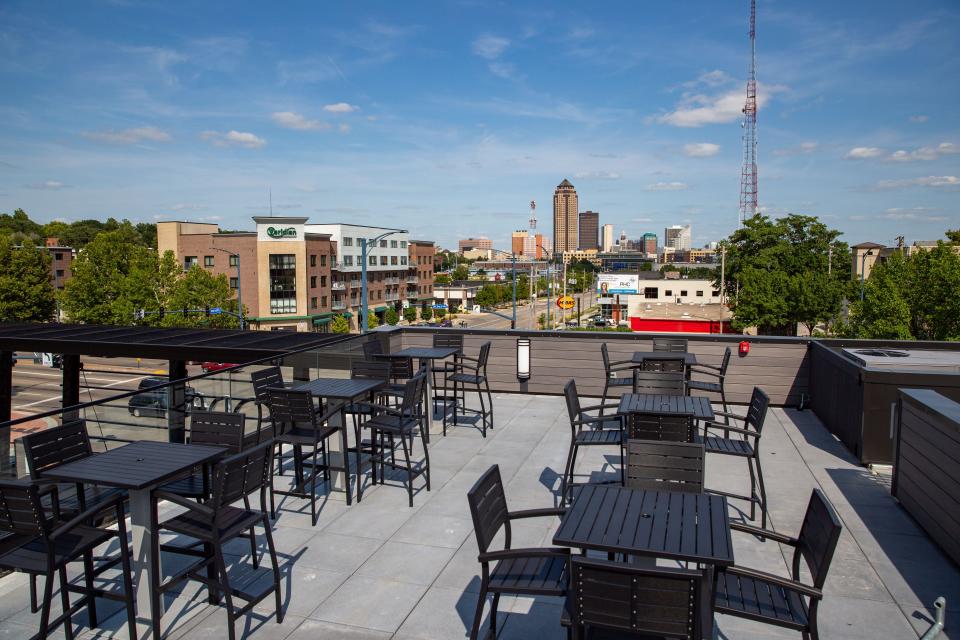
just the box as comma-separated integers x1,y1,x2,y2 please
597,274,639,295
266,226,297,239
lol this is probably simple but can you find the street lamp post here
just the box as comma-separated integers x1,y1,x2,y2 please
210,245,244,330
859,250,874,302
360,230,407,334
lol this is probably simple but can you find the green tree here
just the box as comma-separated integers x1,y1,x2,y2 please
384,307,399,325
435,307,446,320
475,284,498,308
331,314,350,334
448,300,460,314
434,273,452,285
367,313,380,330
846,252,913,339
403,306,418,323
452,265,470,281
0,236,56,322
946,229,960,244
421,304,433,321
164,266,239,329
0,209,42,238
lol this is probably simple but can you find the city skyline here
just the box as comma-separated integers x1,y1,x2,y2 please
1,1,958,252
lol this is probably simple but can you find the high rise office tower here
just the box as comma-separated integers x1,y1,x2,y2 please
552,179,578,254
664,225,692,251
578,211,599,250
642,233,657,256
601,224,614,252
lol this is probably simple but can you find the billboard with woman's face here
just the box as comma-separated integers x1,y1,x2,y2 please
596,274,639,295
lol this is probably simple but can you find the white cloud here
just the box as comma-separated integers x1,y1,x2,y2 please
773,141,819,157
909,115,929,123
882,207,946,221
488,61,520,80
82,126,171,144
656,83,782,128
200,130,266,148
167,203,207,212
631,217,653,223
338,123,352,134
26,180,68,190
874,175,960,189
888,142,958,162
683,143,720,157
270,111,330,131
472,34,509,59
573,171,621,180
644,181,689,191
323,102,358,113
682,70,732,89
845,146,884,159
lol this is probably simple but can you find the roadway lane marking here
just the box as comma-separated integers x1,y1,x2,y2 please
14,374,150,410
15,370,144,384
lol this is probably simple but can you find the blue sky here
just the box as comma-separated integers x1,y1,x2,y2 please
1,0,958,250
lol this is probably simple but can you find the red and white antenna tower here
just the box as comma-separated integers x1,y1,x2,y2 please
529,200,537,230
739,0,758,227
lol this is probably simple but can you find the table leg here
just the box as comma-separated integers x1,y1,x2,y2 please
422,361,443,439
322,399,353,503
129,488,162,639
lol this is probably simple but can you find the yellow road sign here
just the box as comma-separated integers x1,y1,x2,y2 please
557,296,575,310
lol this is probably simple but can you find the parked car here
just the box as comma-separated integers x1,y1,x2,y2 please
128,376,205,418
200,362,237,373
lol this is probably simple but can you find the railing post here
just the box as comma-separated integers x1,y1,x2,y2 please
0,350,12,477
61,354,81,422
168,360,187,443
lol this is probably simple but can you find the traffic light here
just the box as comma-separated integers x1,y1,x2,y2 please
204,305,211,317
158,307,165,320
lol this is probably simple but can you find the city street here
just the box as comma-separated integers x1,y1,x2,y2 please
453,289,597,330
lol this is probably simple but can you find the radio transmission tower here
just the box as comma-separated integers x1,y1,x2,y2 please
739,0,758,226
529,200,537,230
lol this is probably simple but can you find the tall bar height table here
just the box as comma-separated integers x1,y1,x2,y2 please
387,346,460,439
42,440,227,640
292,377,385,504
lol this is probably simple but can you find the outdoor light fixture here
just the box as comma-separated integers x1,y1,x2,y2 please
517,338,531,381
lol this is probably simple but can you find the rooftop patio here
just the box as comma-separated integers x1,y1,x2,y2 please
0,388,955,639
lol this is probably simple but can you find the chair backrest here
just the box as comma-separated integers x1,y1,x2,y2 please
600,343,612,373
467,465,510,554
362,339,385,359
563,379,583,426
189,411,246,455
351,359,391,381
633,371,685,395
626,440,704,493
642,357,685,373
793,489,842,589
21,420,93,477
265,387,316,425
0,479,49,538
743,386,770,433
569,557,701,639
398,369,428,418
627,413,694,442
476,341,492,371
717,347,732,376
251,366,285,405
432,333,463,351
210,441,274,510
653,338,688,353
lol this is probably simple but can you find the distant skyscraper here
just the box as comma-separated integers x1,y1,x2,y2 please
535,233,545,259
458,237,493,253
553,179,578,254
578,211,599,250
642,233,657,256
664,225,691,251
511,230,535,257
601,224,614,252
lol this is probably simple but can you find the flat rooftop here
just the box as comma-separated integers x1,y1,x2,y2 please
1,391,955,639
633,302,732,322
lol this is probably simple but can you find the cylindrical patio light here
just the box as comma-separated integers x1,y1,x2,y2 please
517,338,531,381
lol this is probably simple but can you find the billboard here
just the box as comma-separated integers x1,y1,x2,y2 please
597,274,639,295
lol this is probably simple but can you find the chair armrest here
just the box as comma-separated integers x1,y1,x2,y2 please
722,566,822,599
579,402,622,413
453,363,481,374
153,490,215,517
49,494,125,540
574,414,622,428
478,547,570,563
351,401,401,418
36,484,62,521
702,423,756,438
689,366,721,378
508,507,566,520
730,521,797,545
459,355,481,364
712,410,746,421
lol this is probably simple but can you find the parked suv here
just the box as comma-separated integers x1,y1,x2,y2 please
127,376,205,418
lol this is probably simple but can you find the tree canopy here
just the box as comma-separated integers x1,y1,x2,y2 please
0,208,156,249
0,235,56,322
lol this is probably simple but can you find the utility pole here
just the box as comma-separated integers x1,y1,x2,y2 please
720,244,727,305
827,245,832,276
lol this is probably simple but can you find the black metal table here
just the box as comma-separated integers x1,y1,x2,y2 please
618,393,715,422
43,440,227,639
389,347,460,436
292,377,385,504
553,484,734,565
631,351,698,367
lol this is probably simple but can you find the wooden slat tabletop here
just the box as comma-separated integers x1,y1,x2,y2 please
293,377,385,400
553,484,734,566
631,352,698,366
617,393,714,421
41,441,226,491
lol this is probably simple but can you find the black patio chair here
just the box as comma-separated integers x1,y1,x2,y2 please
565,556,705,640
627,411,696,442
599,343,635,414
448,341,494,437
160,410,247,499
357,369,430,507
250,366,290,471
561,379,624,502
653,337,688,352
467,465,568,640
695,386,770,526
625,439,705,493
266,387,343,524
0,479,136,640
154,441,282,640
431,333,464,429
714,489,842,640
21,420,127,613
687,347,732,418
632,370,686,395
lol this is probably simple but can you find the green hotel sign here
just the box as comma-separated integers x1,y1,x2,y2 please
266,226,297,239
